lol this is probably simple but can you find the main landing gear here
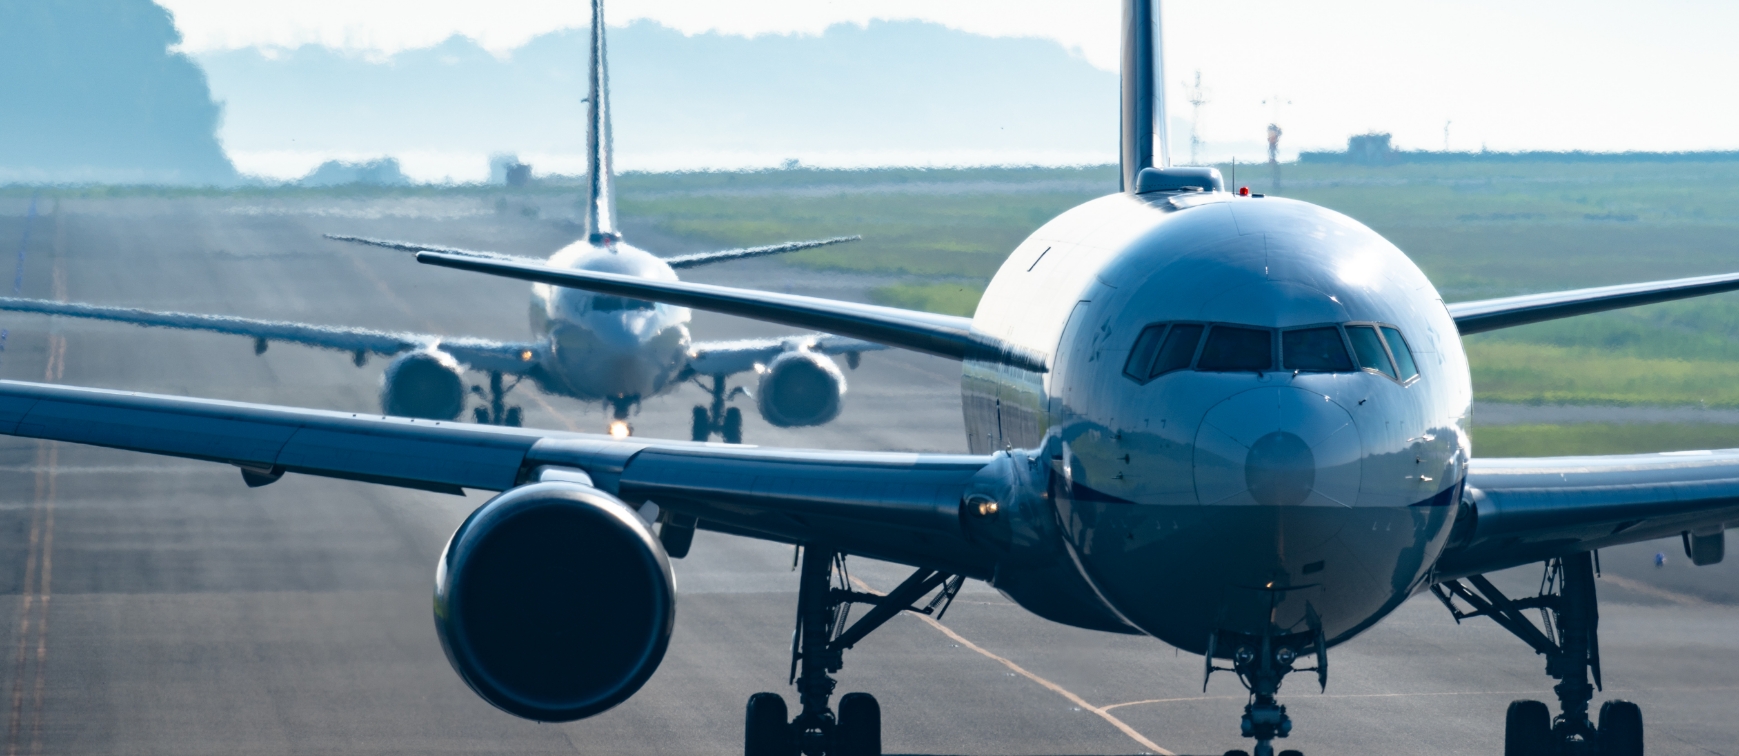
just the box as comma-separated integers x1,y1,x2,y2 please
470,371,523,426
693,374,745,443
1432,552,1644,756
744,545,963,756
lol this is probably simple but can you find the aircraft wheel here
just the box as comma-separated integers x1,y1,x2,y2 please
722,407,744,444
692,406,711,442
1598,700,1644,756
835,692,881,756
503,406,523,427
1278,750,1303,756
1223,750,1250,756
745,692,794,756
1505,700,1552,756
471,407,490,424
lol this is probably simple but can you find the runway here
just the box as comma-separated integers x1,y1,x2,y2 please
0,194,1734,755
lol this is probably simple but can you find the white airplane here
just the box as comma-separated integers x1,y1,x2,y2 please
0,0,873,443
1,2,1735,756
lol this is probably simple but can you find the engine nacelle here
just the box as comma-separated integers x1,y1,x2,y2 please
381,350,465,420
756,350,845,427
434,482,676,722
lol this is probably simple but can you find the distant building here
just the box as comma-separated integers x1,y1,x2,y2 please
489,154,532,186
1346,133,1395,165
299,158,411,187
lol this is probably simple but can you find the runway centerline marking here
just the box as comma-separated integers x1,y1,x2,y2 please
849,576,1174,756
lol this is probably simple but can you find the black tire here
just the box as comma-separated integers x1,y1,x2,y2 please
1278,750,1303,756
471,406,490,424
1223,750,1250,756
1598,700,1643,756
692,406,711,441
503,406,523,427
1506,700,1553,756
745,692,794,756
722,407,744,444
836,692,881,756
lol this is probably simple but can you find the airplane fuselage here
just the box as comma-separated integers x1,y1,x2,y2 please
965,191,1471,653
529,240,694,406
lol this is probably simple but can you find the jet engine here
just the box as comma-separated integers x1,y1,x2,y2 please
380,350,465,420
434,481,676,722
756,350,846,427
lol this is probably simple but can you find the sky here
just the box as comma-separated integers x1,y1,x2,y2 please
155,0,1739,179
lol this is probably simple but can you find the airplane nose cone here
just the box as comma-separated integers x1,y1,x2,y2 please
1245,431,1314,507
1194,386,1362,507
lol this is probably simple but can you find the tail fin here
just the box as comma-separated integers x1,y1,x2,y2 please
584,0,620,245
1120,0,1166,190
1122,0,1221,193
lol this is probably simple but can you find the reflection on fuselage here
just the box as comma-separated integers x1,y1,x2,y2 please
965,192,1472,652
528,240,693,405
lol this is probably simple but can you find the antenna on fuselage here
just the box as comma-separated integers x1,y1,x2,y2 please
583,0,620,246
1112,0,1182,192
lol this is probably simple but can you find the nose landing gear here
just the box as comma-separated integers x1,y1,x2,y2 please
1432,552,1644,756
1205,612,1325,756
692,373,746,443
743,545,962,756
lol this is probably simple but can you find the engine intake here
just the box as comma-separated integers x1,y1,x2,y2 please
381,350,465,420
434,482,676,722
756,350,845,427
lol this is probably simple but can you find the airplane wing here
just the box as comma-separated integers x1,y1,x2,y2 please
1435,451,1739,579
0,297,545,375
1448,270,1739,335
0,379,999,577
414,252,1048,371
686,334,886,377
660,236,860,269
326,233,861,269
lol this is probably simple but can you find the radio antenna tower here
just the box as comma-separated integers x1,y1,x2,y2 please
1184,70,1210,165
1261,94,1290,193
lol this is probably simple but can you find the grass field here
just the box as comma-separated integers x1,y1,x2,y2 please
1470,423,1739,457
14,159,1739,425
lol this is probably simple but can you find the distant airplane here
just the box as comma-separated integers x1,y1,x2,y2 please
0,0,873,443
1,2,1735,756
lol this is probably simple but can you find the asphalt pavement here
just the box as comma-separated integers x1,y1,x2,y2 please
0,195,1733,755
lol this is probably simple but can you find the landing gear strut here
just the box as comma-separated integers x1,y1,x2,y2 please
1432,552,1644,756
470,371,523,426
693,374,744,443
743,545,963,756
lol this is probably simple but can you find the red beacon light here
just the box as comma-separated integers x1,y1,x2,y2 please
1239,186,1251,196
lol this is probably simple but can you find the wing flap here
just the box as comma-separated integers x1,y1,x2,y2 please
1448,271,1739,335
415,251,1046,371
1440,451,1739,577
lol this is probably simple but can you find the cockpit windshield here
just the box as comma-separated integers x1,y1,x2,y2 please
1124,321,1419,383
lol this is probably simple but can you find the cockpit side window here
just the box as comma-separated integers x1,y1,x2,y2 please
1122,323,1204,383
1197,326,1272,372
1380,326,1419,381
1281,327,1353,372
1346,325,1397,378
592,295,656,312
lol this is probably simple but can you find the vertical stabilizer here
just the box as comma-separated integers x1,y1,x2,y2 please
1121,0,1172,191
584,0,620,244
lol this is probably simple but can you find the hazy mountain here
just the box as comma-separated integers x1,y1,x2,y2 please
196,21,1122,180
0,0,236,185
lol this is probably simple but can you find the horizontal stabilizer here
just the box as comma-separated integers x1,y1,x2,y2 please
662,236,860,269
1449,270,1739,335
415,252,1046,371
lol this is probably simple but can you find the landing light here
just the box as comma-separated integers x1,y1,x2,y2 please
1275,647,1297,666
609,420,631,439
520,350,534,362
966,495,1000,518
